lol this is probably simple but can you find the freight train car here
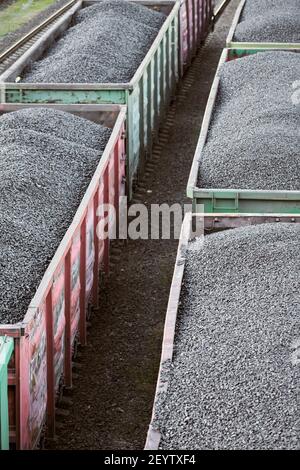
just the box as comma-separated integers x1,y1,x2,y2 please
146,212,300,450
187,48,300,215
0,0,180,199
0,103,126,449
226,0,300,59
0,0,215,199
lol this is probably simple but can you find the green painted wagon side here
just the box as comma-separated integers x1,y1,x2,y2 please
145,212,300,450
0,0,180,198
186,49,300,215
0,336,14,450
226,0,300,60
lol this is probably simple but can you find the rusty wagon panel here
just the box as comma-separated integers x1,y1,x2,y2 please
0,103,126,449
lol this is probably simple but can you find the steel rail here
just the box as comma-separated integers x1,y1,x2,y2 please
0,0,77,64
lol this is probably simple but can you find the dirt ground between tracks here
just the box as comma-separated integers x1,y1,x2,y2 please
0,0,72,52
47,0,240,450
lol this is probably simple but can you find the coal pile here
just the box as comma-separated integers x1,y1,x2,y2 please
154,223,300,450
234,0,300,43
0,107,111,150
0,108,111,324
23,0,167,83
198,51,300,190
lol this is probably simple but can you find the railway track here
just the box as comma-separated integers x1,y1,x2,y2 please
0,0,77,76
213,0,232,22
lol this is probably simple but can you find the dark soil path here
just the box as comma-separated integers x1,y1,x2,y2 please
47,0,240,450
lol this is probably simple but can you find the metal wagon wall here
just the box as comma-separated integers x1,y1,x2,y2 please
0,103,126,449
179,0,214,73
0,336,14,450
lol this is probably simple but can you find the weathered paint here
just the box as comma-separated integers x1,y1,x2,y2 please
0,336,14,450
228,47,300,60
179,0,213,73
0,103,127,449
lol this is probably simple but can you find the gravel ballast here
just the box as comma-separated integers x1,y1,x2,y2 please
234,0,300,43
0,108,111,324
154,223,300,450
23,0,167,83
198,51,300,190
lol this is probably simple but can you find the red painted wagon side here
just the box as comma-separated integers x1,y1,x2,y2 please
0,103,127,449
179,0,214,73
